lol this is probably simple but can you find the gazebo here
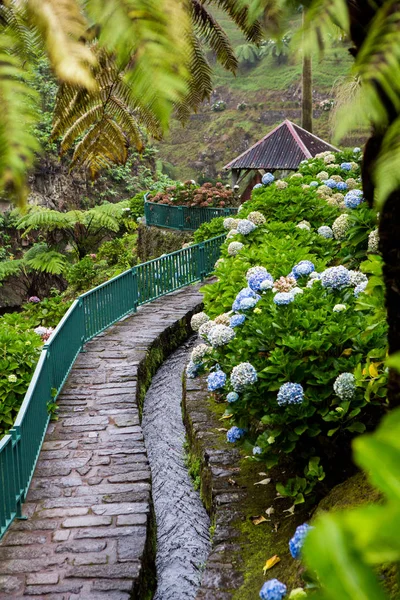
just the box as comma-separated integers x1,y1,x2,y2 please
224,119,339,193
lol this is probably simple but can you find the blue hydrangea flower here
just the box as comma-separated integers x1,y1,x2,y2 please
227,426,245,443
252,446,262,455
273,292,295,305
344,190,364,209
240,297,259,311
334,372,356,400
259,579,287,600
253,183,263,190
354,281,368,296
262,172,275,185
227,391,239,403
207,370,227,392
320,266,351,289
289,523,313,559
247,267,274,292
186,361,198,379
230,362,258,391
277,382,304,406
353,147,361,154
230,314,246,328
317,225,333,239
237,219,256,235
292,260,315,278
232,287,260,312
309,181,319,187
340,162,352,171
325,178,337,189
335,181,348,191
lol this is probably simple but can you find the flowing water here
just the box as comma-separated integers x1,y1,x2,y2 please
142,339,210,600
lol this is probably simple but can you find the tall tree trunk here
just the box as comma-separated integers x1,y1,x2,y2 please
363,132,400,407
301,11,312,132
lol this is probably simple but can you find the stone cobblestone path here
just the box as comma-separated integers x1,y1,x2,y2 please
0,285,203,600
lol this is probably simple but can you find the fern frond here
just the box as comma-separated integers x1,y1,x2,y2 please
0,34,40,204
0,258,24,283
84,207,121,232
86,0,190,129
300,0,349,55
25,0,97,89
24,244,66,274
70,118,128,172
191,0,237,72
175,34,213,122
206,0,263,43
17,207,72,233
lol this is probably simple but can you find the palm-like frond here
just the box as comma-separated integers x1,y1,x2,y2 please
52,47,162,176
206,0,263,43
24,243,66,274
191,0,238,72
17,207,72,233
86,0,190,129
24,0,97,89
0,258,24,283
0,33,40,204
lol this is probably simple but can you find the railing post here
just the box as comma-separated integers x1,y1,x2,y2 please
178,207,184,231
10,427,25,518
131,267,139,312
197,242,206,280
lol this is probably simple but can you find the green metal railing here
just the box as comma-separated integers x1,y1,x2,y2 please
144,199,237,231
0,234,226,539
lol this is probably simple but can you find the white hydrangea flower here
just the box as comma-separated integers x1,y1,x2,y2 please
345,178,358,190
333,304,347,312
208,324,235,348
292,287,304,295
198,320,216,339
349,270,368,287
291,173,303,179
226,229,238,239
317,226,333,239
332,214,351,240
296,220,311,231
214,258,224,269
223,217,238,230
230,362,258,391
316,185,333,197
191,344,211,364
368,229,379,253
275,180,288,190
214,313,231,326
330,175,343,182
324,153,336,164
247,211,266,225
191,312,210,332
316,171,329,181
334,372,356,400
228,242,244,256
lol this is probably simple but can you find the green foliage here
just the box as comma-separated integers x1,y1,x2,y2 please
303,406,400,600
66,256,97,292
0,321,42,436
200,154,387,496
20,290,72,328
24,243,67,275
129,192,146,221
193,217,226,243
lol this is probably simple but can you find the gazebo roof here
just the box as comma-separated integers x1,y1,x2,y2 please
224,119,339,171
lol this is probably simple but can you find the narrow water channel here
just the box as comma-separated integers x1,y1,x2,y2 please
142,339,211,600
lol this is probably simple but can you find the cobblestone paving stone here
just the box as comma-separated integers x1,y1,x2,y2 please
0,285,203,600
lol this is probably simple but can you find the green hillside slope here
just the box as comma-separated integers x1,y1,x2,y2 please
156,14,361,182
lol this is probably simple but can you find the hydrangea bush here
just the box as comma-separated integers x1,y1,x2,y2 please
195,149,387,496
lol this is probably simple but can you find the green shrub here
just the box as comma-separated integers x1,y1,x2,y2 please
129,191,146,220
193,217,226,243
66,256,97,292
0,322,42,435
196,152,386,499
20,290,72,327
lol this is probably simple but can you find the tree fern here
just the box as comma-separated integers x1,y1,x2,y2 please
24,243,67,274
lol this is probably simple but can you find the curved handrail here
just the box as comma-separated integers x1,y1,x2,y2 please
144,199,238,230
0,233,226,538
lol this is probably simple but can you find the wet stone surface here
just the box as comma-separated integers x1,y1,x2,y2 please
142,339,211,600
0,285,203,599
183,376,246,599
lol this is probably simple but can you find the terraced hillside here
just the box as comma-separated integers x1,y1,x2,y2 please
156,12,361,182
